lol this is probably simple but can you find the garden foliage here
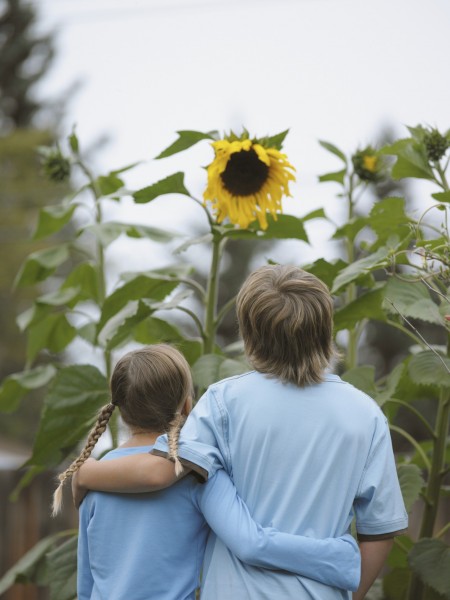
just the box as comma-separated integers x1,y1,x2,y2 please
0,125,449,600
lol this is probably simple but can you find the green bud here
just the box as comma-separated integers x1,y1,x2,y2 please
40,147,71,182
423,129,450,162
351,146,382,182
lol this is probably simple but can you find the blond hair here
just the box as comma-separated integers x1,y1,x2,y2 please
52,344,193,516
236,265,337,387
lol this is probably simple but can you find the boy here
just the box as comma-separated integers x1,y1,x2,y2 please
76,265,408,599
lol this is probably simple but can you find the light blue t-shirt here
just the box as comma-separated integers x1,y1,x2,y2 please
153,371,408,600
77,444,361,600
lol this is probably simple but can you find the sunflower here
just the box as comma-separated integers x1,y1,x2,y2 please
203,136,296,230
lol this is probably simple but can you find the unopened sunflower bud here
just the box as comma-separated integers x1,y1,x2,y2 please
423,129,450,162
352,146,382,182
41,147,71,182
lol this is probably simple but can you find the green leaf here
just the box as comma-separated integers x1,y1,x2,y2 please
174,233,213,254
98,273,183,332
14,245,70,287
100,290,192,350
82,222,176,247
0,365,57,413
303,258,348,289
17,287,80,333
383,277,442,325
225,214,309,242
133,172,190,203
36,287,80,307
381,138,434,181
332,217,367,242
431,191,450,203
77,321,97,344
263,129,289,151
368,197,412,249
96,173,124,195
318,169,346,184
68,130,79,153
27,314,77,362
387,536,414,569
341,365,376,397
26,365,109,469
156,130,218,159
110,161,141,175
61,262,100,303
302,208,327,222
192,354,249,390
408,538,450,598
33,203,77,240
0,532,72,594
318,140,348,164
46,536,78,600
98,300,152,350
375,362,405,407
134,317,203,365
334,287,386,332
331,247,390,293
408,351,450,388
397,464,425,512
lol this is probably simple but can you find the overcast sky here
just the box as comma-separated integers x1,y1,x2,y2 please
35,0,450,271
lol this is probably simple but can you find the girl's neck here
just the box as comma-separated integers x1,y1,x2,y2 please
121,430,163,448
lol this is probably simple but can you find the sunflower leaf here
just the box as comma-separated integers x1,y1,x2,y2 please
431,191,450,203
225,215,309,242
318,169,347,185
380,138,434,180
155,130,218,159
408,538,450,598
132,172,191,202
262,129,290,151
319,140,348,164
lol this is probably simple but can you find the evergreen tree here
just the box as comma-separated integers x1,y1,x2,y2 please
0,0,54,132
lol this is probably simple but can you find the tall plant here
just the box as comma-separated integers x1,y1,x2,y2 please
316,125,450,600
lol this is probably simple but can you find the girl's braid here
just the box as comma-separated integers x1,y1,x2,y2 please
52,403,116,516
167,413,186,477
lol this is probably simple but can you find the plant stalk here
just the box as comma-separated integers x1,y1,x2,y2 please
345,174,359,369
406,334,450,600
78,159,116,444
203,234,225,355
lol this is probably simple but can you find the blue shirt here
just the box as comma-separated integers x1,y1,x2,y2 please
78,444,361,600
153,371,408,600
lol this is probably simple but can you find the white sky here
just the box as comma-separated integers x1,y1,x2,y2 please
35,0,450,272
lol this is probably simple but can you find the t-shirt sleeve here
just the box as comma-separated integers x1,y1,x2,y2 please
354,414,408,541
152,387,229,480
196,470,361,591
77,499,95,600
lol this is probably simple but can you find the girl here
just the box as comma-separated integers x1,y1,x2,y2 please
54,344,360,599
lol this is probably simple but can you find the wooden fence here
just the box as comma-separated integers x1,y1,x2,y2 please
0,469,77,600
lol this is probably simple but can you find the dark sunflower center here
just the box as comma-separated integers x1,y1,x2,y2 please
220,149,269,196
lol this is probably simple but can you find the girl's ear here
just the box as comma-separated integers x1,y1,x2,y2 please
181,397,192,416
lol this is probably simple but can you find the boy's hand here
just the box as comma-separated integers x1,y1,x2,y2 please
72,458,96,508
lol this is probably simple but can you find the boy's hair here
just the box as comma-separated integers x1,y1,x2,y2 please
236,265,337,387
52,344,193,516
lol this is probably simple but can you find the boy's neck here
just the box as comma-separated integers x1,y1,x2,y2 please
121,430,162,448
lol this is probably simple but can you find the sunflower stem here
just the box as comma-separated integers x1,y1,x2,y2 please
344,173,359,370
203,234,226,354
76,158,117,446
